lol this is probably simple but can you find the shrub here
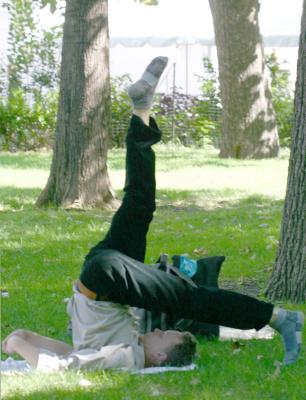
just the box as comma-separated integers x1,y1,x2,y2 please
152,58,222,147
110,74,133,147
0,89,58,151
265,52,294,146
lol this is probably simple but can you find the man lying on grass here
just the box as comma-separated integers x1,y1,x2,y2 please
2,57,304,372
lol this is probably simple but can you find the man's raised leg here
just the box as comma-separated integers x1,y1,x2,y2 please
83,57,168,263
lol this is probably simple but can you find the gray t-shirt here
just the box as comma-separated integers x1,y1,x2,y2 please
36,286,145,372
65,286,145,370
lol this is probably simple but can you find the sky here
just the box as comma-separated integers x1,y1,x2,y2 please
107,0,303,37
0,0,303,49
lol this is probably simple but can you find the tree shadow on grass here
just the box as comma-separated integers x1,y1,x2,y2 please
0,187,42,210
156,152,262,170
156,188,283,211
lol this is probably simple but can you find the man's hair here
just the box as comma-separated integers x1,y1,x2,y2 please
162,332,197,367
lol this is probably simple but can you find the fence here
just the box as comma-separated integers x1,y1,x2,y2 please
110,92,222,148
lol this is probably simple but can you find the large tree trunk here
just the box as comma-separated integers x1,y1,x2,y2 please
36,0,117,208
209,0,280,159
265,1,306,303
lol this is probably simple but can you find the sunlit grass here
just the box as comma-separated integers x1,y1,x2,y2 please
1,147,305,400
0,145,289,205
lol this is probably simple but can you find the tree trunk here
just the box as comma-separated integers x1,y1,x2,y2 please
265,0,306,303
36,0,117,208
209,0,280,159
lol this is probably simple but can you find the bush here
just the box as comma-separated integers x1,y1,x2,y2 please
152,58,222,147
110,75,132,147
265,52,294,146
0,89,58,151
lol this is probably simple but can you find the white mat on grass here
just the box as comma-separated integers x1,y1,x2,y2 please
135,363,197,374
0,357,196,375
220,325,275,340
1,357,31,375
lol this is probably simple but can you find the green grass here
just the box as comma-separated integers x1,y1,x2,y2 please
1,146,305,400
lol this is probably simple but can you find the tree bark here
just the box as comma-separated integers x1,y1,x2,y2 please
36,0,117,208
265,0,306,302
209,0,280,159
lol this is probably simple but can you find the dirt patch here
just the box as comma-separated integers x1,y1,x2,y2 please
220,278,262,297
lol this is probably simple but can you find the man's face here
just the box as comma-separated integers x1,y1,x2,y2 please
142,328,184,360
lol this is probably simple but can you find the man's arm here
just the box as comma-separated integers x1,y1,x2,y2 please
2,329,72,367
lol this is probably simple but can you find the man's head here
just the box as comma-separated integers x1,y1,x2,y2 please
141,329,197,367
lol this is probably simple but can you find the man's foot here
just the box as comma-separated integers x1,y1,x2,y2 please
128,56,168,110
270,309,304,365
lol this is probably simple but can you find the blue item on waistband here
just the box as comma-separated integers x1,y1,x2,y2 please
179,256,197,278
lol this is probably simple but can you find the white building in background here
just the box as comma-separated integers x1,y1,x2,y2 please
109,35,299,95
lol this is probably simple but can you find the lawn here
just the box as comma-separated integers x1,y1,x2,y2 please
0,146,305,400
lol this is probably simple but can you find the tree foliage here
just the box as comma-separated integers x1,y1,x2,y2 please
265,52,294,146
0,0,61,150
110,58,221,147
4,0,62,94
0,89,57,150
110,74,133,147
5,0,39,93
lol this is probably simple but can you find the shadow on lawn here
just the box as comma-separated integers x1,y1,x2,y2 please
0,187,42,210
156,152,261,169
0,184,284,216
156,188,283,211
1,187,283,296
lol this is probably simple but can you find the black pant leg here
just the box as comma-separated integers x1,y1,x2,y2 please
80,249,274,331
85,115,161,262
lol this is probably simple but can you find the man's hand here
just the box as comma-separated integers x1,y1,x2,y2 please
2,329,27,355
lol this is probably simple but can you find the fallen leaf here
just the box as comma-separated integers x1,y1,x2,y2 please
271,360,282,379
150,385,166,397
257,354,264,360
193,247,207,256
231,341,246,354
